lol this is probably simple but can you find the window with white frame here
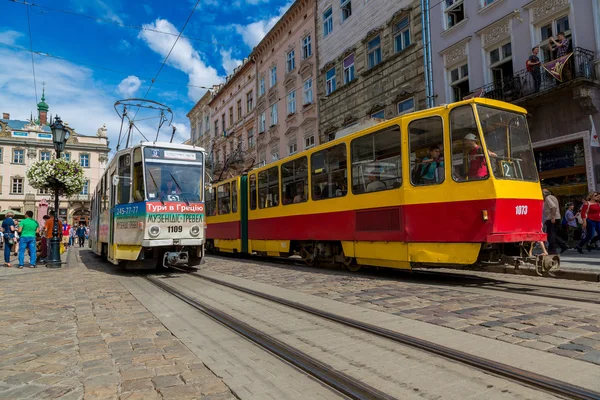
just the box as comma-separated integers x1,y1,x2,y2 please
271,150,279,161
341,0,352,22
302,35,312,59
305,135,315,149
80,154,90,168
237,100,242,119
287,90,297,115
323,7,333,37
259,76,265,96
286,50,295,73
215,120,219,136
343,54,355,84
539,15,571,61
444,0,465,29
326,68,336,95
289,141,297,155
367,36,382,69
13,149,24,164
39,187,50,195
40,151,51,161
481,0,496,7
371,110,385,119
394,17,411,53
449,63,469,102
270,66,277,86
204,116,210,133
0,147,3,163
303,78,313,105
81,180,89,195
11,177,23,194
270,103,278,126
259,112,266,133
397,98,415,115
489,42,513,86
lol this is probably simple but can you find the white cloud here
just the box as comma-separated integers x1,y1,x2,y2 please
143,4,153,15
117,75,142,97
220,49,242,75
138,19,222,100
70,0,123,24
172,123,190,143
234,2,293,48
0,30,23,46
117,39,131,52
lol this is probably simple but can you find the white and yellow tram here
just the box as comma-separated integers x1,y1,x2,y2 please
89,142,207,269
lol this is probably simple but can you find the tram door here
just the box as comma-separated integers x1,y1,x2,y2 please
108,170,117,261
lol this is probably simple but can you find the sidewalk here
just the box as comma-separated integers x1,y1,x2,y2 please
559,249,600,272
0,248,235,399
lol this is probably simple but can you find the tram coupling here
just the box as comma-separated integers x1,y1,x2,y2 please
163,251,190,268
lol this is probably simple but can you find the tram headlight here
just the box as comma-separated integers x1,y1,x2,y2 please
149,225,160,237
190,225,201,237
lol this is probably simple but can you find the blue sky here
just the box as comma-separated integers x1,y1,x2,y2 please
0,0,292,147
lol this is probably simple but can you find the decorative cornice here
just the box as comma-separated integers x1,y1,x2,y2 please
366,103,385,116
528,0,570,23
440,37,471,68
361,27,384,43
476,12,515,49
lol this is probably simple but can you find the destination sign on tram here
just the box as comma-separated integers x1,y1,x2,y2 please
144,147,201,162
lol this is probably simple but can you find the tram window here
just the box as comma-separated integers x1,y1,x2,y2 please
205,188,216,216
218,183,231,215
132,148,145,202
118,154,132,204
249,174,257,210
103,174,109,211
258,167,279,208
231,183,238,213
409,117,445,186
110,173,116,208
476,105,537,182
450,105,489,182
282,156,308,205
311,144,347,201
351,126,402,194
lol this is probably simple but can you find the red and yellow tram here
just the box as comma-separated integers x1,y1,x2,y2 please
206,98,547,271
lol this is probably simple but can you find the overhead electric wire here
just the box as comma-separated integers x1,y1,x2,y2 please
25,4,38,104
8,0,239,50
0,42,213,90
132,0,202,122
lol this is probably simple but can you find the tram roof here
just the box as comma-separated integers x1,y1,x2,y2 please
116,142,206,154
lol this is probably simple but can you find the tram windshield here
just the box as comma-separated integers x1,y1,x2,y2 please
477,105,538,182
143,148,204,202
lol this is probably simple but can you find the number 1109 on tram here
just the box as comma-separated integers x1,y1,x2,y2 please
89,142,207,269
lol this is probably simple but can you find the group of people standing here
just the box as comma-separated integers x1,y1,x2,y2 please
543,189,600,254
1,211,89,268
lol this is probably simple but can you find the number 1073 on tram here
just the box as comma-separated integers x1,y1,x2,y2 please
89,142,207,269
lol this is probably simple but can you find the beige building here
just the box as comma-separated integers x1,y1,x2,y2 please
208,58,257,177
0,93,110,226
252,0,319,165
316,0,425,141
186,90,212,159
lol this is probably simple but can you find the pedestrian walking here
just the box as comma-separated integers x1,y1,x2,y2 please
576,191,600,253
69,225,76,247
542,189,568,254
562,202,579,248
17,211,39,269
76,223,86,247
1,212,16,267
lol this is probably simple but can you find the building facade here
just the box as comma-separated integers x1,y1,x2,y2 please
316,0,425,142
430,0,600,202
207,59,257,178
252,0,319,165
0,94,110,226
186,90,212,158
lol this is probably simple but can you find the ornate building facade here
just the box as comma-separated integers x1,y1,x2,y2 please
430,0,600,201
251,0,319,165
316,0,425,142
186,90,213,166
0,92,110,226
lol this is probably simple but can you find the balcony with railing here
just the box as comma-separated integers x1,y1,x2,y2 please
467,47,597,104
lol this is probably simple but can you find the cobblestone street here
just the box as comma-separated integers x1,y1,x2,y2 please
0,249,235,400
204,255,600,366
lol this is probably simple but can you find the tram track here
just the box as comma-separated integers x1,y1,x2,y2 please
207,253,600,306
142,273,394,400
144,263,600,400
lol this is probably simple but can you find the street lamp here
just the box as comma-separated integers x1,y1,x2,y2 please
47,115,68,267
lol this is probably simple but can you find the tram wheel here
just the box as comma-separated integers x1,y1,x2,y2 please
343,257,361,272
300,246,315,267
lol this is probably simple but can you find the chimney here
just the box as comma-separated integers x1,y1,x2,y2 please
2,113,9,119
